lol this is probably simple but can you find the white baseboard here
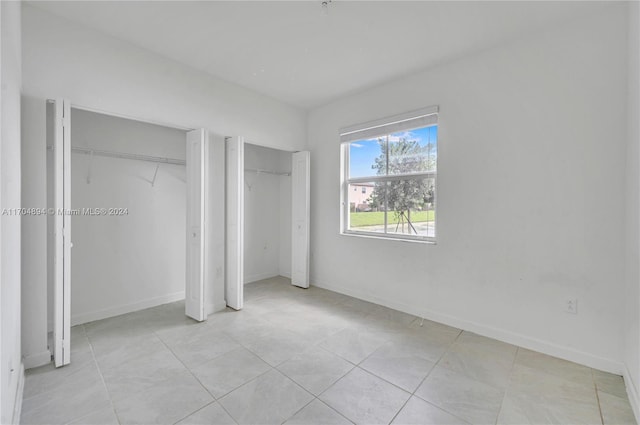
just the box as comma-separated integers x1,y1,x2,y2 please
244,272,280,285
624,364,640,424
311,279,624,375
23,349,51,370
71,291,185,325
12,362,25,425
279,271,291,279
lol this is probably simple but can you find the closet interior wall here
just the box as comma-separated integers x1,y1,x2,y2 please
244,143,292,283
50,109,187,327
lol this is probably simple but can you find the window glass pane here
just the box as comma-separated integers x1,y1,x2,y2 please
343,120,437,241
348,139,386,178
348,182,385,234
388,126,437,175
385,178,436,238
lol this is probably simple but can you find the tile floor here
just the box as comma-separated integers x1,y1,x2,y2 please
21,276,637,425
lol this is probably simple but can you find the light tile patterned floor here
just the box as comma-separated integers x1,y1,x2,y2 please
21,276,637,425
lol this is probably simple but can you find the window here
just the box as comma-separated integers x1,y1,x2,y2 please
341,106,438,242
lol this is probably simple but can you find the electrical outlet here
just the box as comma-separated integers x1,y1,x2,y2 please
566,298,578,314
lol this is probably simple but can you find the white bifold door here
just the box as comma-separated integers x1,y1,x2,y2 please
51,99,71,367
225,137,244,310
291,151,310,288
186,129,209,321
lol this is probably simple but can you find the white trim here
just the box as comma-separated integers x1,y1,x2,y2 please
347,172,436,185
311,279,624,374
71,291,185,325
244,272,280,285
624,363,640,424
11,363,25,425
69,103,194,132
340,105,439,142
23,350,51,370
341,230,436,245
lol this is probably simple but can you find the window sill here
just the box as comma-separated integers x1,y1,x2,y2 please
340,230,437,245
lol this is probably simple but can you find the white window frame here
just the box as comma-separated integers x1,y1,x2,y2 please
340,106,439,243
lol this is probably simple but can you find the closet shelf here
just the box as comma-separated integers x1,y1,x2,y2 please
245,168,291,176
71,146,186,165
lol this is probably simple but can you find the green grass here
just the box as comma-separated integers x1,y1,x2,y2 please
350,210,435,227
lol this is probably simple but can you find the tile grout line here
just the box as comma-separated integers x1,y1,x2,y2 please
270,350,356,424
169,400,222,425
311,366,366,423
250,305,353,349
312,399,356,425
274,327,387,424
179,331,277,422
493,346,520,425
201,358,313,424
593,368,606,425
328,317,432,422
316,316,466,425
152,328,241,425
322,312,423,365
82,324,123,425
279,395,355,425
388,323,466,425
278,397,317,425
201,316,326,425
209,309,317,408
212,366,274,422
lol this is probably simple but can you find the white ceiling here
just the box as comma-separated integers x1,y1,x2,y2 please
30,1,609,109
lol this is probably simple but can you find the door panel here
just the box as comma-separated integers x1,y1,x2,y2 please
185,129,208,321
225,137,244,310
291,151,310,289
52,98,71,367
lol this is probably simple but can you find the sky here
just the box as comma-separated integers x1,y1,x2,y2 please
348,125,438,178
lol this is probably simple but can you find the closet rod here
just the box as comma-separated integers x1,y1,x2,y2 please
71,147,186,165
245,168,291,176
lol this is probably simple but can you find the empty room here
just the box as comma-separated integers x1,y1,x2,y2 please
1,0,639,424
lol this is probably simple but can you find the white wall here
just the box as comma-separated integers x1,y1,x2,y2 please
308,4,628,373
1,1,23,423
21,5,306,152
21,97,49,371
68,109,186,325
244,143,291,283
624,0,640,419
20,4,306,366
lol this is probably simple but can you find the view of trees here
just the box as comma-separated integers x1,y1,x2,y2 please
369,136,435,233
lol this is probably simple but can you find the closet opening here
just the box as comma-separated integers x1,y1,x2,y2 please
244,143,293,287
46,99,210,367
225,138,310,311
69,108,187,324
